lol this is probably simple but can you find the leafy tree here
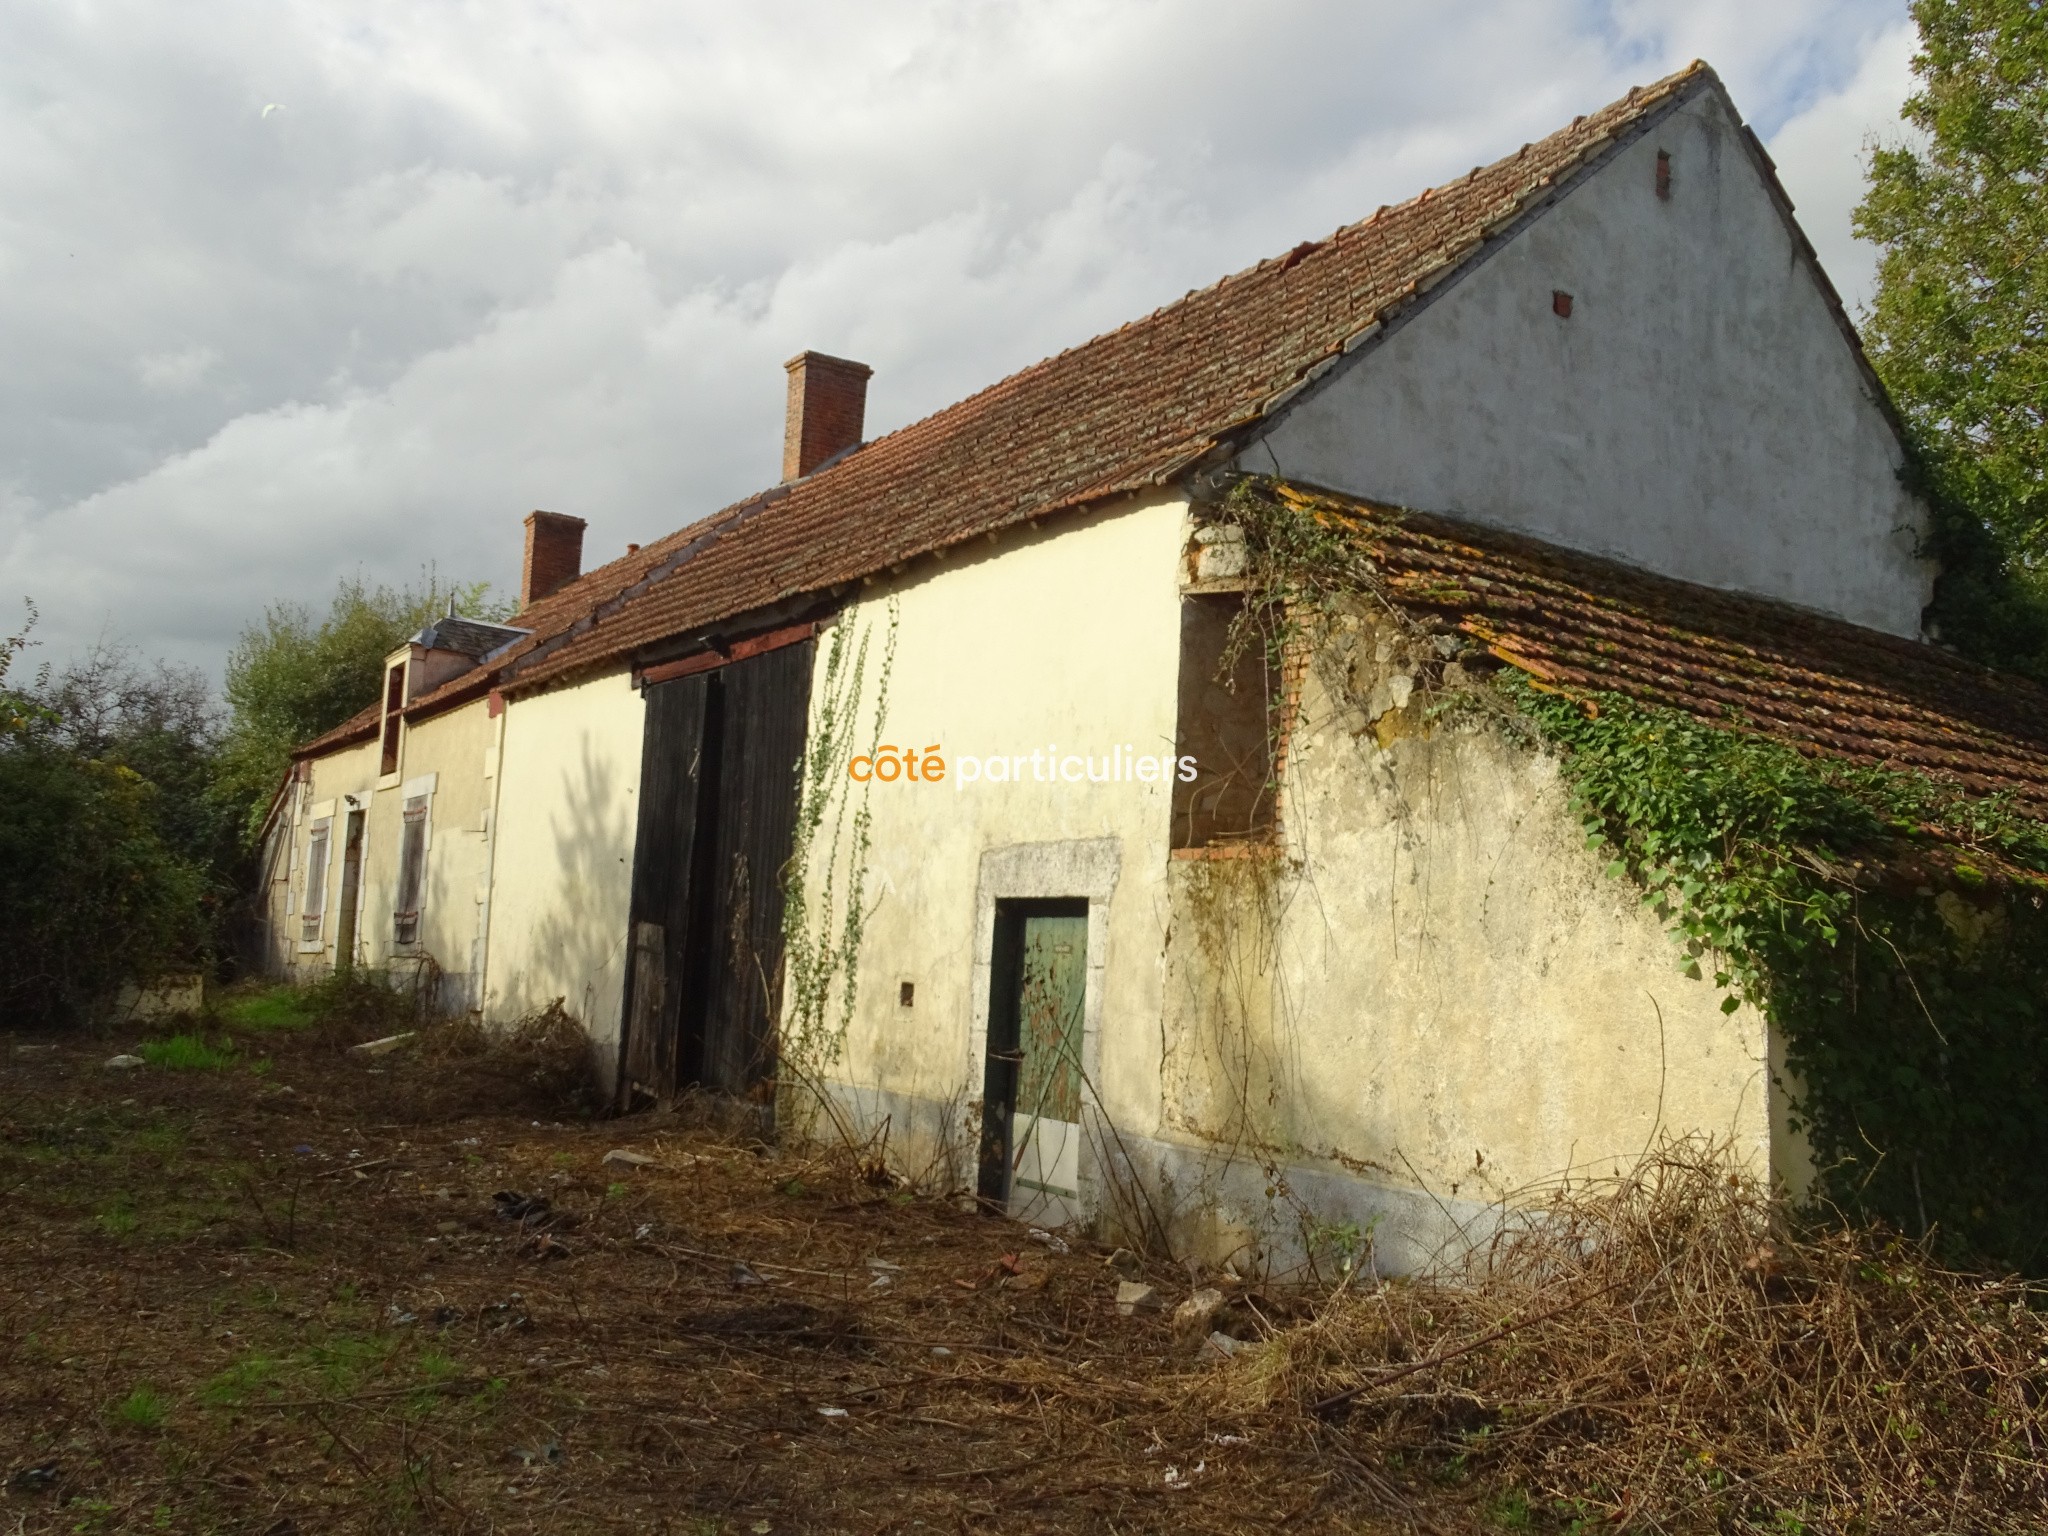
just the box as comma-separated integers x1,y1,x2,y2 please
1856,0,2048,674
0,605,209,1025
0,600,38,741
214,572,504,839
36,637,228,869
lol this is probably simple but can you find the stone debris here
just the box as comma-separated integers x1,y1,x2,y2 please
102,1054,146,1070
601,1148,654,1167
1201,1331,1251,1362
1173,1287,1226,1339
1115,1280,1161,1316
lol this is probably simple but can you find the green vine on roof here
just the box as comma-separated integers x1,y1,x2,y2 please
1219,474,2048,1274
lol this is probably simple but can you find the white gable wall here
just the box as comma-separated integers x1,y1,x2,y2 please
1252,85,1933,638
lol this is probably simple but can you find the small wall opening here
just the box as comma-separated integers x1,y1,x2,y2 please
1171,593,1279,850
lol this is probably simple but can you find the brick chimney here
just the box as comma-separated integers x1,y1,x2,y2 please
782,351,872,482
521,510,586,609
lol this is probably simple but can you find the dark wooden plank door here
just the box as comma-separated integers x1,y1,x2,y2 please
620,672,711,1101
621,641,813,1107
690,640,814,1100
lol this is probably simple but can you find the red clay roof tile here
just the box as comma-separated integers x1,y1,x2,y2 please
1274,485,2048,816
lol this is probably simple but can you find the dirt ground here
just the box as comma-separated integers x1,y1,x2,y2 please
0,1007,1419,1535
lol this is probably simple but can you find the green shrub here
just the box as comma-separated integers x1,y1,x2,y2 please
0,745,208,1026
303,965,421,1044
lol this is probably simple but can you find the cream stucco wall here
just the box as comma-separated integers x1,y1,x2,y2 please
483,667,644,1072
1148,606,1783,1273
792,492,1189,1198
267,737,379,981
263,699,495,1009
400,700,495,1007
1251,86,1933,638
794,497,1793,1274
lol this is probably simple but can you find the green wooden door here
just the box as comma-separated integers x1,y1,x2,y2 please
1015,915,1086,1127
979,901,1089,1219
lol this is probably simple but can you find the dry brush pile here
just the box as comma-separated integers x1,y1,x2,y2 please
1209,1143,2048,1532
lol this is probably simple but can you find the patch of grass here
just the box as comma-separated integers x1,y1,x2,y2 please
221,987,318,1033
96,1198,137,1236
129,1121,186,1157
114,1385,167,1430
416,1350,461,1383
138,1034,235,1071
202,1353,280,1407
308,1335,392,1395
1487,1488,1534,1529
206,1339,467,1419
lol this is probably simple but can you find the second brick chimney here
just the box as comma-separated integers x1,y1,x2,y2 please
521,510,587,610
782,351,872,482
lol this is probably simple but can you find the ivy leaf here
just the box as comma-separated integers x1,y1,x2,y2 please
1720,995,1742,1015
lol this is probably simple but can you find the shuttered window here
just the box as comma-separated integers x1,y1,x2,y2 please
392,794,429,945
301,819,332,944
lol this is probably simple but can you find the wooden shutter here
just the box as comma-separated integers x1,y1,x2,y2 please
392,795,429,944
301,820,331,944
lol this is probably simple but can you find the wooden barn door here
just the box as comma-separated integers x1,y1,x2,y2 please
619,639,814,1109
687,641,814,1099
620,673,711,1103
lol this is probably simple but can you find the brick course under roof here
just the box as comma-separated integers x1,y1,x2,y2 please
1267,483,2048,818
360,60,1737,739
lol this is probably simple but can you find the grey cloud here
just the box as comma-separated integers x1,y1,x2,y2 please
0,0,1915,677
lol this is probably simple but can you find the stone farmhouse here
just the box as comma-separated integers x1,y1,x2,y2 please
257,63,2048,1272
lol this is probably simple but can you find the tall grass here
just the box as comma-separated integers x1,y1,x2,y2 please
138,1034,235,1070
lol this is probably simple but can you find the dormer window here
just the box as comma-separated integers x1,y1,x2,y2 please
379,663,406,776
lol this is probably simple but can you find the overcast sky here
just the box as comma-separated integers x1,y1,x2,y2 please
0,1,1923,680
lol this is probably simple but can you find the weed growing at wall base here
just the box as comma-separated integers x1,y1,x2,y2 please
781,601,897,1129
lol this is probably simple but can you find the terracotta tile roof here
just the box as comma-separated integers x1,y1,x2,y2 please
1271,484,2048,817
374,60,1723,729
296,700,380,757
294,500,760,756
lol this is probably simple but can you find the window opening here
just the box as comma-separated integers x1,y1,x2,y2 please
1171,592,1279,849
379,664,406,775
